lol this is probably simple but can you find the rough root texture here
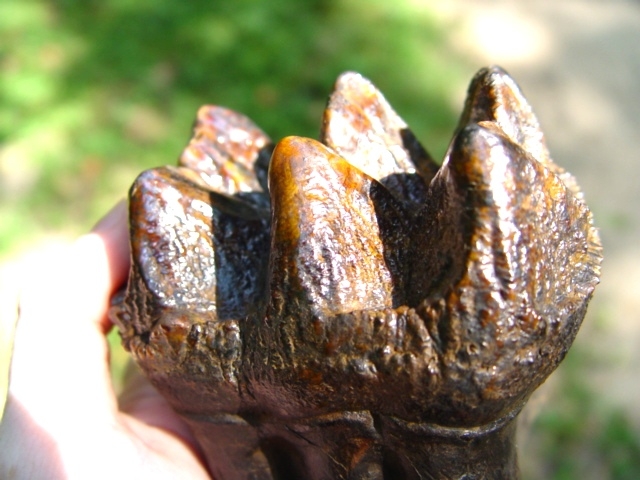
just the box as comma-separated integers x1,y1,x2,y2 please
110,66,602,480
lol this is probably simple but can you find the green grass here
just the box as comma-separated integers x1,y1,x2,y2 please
522,341,640,479
1,0,464,259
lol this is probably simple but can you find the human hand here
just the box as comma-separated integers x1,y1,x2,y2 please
0,202,210,479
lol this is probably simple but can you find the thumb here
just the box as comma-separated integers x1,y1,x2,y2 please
10,200,130,425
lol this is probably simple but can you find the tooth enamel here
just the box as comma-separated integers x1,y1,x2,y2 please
321,71,438,207
112,67,602,480
268,136,398,316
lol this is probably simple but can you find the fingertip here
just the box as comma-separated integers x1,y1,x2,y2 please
90,199,131,298
68,200,130,332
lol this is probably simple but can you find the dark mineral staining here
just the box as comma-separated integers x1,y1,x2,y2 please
110,66,601,479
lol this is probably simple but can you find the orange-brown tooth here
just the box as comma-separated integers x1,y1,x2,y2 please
268,136,404,318
180,105,273,193
321,71,438,207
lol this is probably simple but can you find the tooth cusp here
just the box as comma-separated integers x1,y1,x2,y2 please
112,66,602,479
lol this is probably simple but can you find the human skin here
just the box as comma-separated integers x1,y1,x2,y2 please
0,202,211,480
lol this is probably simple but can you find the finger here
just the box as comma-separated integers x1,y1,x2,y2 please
10,201,130,422
88,199,130,332
118,360,200,449
0,261,20,421
2,201,209,479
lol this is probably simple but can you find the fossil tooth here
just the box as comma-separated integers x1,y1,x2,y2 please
179,105,273,193
111,67,602,479
421,120,601,425
267,135,406,318
459,65,581,196
321,71,438,207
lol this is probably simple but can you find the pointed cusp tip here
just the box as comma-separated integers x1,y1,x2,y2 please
270,136,326,166
334,70,368,84
332,71,379,95
447,122,511,178
474,65,511,81
268,136,327,191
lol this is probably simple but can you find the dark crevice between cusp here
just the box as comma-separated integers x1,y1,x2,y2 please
202,183,276,417
369,179,411,308
255,143,275,193
399,127,440,182
377,172,464,310
208,189,271,322
260,436,308,480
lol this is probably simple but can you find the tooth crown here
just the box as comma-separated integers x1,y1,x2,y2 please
111,66,601,479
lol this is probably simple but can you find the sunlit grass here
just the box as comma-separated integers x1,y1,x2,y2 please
1,0,466,262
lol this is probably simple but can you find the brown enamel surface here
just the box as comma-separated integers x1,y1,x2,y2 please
321,72,438,207
179,105,272,194
110,66,602,479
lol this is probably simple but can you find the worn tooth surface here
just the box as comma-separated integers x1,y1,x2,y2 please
459,65,582,196
179,105,273,193
110,67,603,480
321,71,438,207
126,166,219,320
116,164,271,413
267,136,405,318
418,121,601,426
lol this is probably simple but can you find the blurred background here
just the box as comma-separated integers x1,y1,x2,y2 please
1,0,638,478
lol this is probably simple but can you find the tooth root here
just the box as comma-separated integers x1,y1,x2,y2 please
458,66,582,197
268,136,403,318
179,105,273,194
321,71,438,207
431,123,601,408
